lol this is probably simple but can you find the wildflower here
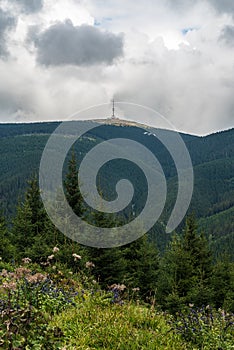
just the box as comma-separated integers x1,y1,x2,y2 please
0,269,8,277
26,273,47,284
132,287,140,292
53,246,59,253
72,253,82,261
85,261,95,268
22,257,32,264
52,265,56,270
15,267,31,278
47,254,54,260
189,303,194,308
2,281,17,290
0,257,2,260
109,283,126,292
68,271,73,275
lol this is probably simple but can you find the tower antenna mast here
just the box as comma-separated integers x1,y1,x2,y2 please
111,98,115,119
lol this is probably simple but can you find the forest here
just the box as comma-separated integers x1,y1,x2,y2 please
0,142,233,349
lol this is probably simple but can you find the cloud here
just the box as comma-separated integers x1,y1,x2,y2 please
0,8,16,57
0,0,233,135
167,0,234,14
209,0,234,15
29,19,124,66
11,0,44,14
220,25,234,46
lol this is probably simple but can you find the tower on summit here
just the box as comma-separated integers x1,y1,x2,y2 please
111,99,116,119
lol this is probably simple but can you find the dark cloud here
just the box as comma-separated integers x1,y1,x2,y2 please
12,0,44,14
219,25,234,46
166,0,195,11
167,0,234,14
0,9,16,57
209,0,234,15
29,20,124,66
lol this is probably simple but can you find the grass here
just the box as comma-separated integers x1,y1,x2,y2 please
50,291,188,349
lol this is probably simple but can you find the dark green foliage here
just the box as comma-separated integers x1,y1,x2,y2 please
11,177,51,261
0,122,233,258
63,149,84,218
157,217,213,312
210,255,234,312
88,246,127,286
0,122,233,321
170,305,234,349
0,214,15,261
122,234,159,299
198,207,234,259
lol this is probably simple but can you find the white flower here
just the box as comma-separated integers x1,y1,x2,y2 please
72,253,82,261
53,246,59,253
47,254,54,260
110,283,126,291
22,257,32,264
85,261,95,268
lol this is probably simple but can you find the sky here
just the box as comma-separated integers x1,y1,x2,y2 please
0,0,233,135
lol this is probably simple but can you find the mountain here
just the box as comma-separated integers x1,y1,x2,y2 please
0,121,233,257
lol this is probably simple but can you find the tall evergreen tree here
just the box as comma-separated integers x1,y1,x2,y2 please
25,176,48,234
12,176,51,261
85,209,127,286
211,255,234,312
123,234,159,299
64,149,84,217
182,216,213,305
157,216,213,312
0,212,15,261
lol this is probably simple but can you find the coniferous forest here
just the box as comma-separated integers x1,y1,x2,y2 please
0,123,233,349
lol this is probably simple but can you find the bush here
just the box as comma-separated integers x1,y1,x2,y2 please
170,305,234,349
0,266,77,349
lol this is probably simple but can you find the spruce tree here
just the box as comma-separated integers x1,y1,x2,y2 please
12,176,51,261
25,176,48,234
122,234,159,299
157,233,191,312
182,216,213,305
157,216,213,312
211,255,234,311
0,212,15,261
85,210,127,286
64,149,84,217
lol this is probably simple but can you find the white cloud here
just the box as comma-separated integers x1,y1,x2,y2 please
0,0,233,135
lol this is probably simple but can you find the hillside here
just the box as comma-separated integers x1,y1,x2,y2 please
0,121,233,257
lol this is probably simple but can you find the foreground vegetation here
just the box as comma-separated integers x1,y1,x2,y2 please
0,260,233,349
0,149,234,348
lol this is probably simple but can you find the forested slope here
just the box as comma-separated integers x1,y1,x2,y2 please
0,122,233,256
